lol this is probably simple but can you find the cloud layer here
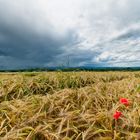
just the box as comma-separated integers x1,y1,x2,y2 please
0,0,140,69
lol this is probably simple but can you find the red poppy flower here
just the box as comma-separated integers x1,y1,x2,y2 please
113,111,122,120
120,98,129,106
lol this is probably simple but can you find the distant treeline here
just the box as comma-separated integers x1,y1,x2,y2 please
0,67,140,72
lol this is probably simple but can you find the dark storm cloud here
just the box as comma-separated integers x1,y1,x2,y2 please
0,1,79,69
0,25,77,69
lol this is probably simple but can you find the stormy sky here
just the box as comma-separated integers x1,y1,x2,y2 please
0,0,140,69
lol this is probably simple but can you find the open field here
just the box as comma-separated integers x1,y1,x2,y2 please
0,71,140,139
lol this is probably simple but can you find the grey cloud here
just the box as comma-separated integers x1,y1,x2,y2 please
112,29,140,42
0,0,140,69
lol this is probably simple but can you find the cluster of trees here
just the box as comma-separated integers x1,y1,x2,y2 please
0,67,140,72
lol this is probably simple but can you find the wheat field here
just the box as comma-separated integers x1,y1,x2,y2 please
0,71,140,140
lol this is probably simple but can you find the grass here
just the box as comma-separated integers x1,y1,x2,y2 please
0,71,140,139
